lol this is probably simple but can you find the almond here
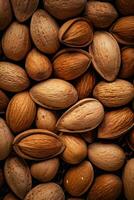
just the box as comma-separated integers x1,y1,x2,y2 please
116,0,134,16
64,161,94,196
53,49,92,80
93,79,134,107
30,79,78,110
87,174,122,200
43,0,86,20
110,16,134,45
89,32,121,81
3,193,19,200
81,130,95,144
30,9,60,54
13,129,65,160
85,1,118,28
11,0,39,22
127,129,134,151
74,70,96,100
59,18,93,47
88,143,125,171
4,156,32,199
0,62,30,92
98,107,134,139
56,98,104,133
0,90,9,113
123,159,134,200
2,22,31,61
0,0,12,30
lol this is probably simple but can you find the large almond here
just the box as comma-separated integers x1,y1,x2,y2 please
4,156,32,199
30,9,60,54
89,32,120,81
93,79,134,107
56,98,104,133
53,49,92,80
13,129,65,160
98,107,134,139
0,62,30,92
6,92,36,133
30,79,78,110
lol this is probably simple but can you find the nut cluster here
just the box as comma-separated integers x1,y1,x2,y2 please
0,0,134,200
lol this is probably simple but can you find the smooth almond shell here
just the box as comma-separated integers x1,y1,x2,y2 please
0,0,12,30
24,183,65,200
3,193,19,200
74,70,96,100
110,16,134,45
13,129,65,160
30,158,60,182
64,161,94,196
4,156,32,199
0,118,14,160
89,32,121,81
56,98,104,133
88,143,125,171
59,18,93,47
53,49,92,80
11,0,39,22
0,62,30,92
116,0,134,15
44,0,86,20
119,47,134,78
60,134,87,164
98,107,134,139
0,90,9,113
87,174,122,200
30,78,78,110
85,1,118,28
2,22,31,61
30,9,60,54
25,48,52,81
123,159,134,200
6,92,36,133
93,79,134,107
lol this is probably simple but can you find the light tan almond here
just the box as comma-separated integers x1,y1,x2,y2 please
6,92,36,133
93,79,134,107
89,31,121,81
88,143,125,171
30,79,78,110
56,98,104,133
98,107,134,139
0,62,30,92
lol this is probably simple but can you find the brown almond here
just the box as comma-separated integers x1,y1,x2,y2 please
81,130,96,144
93,79,134,107
4,156,32,199
13,129,65,160
89,32,121,81
2,22,31,61
53,49,91,80
6,92,36,133
123,159,134,200
85,1,118,28
11,0,39,22
88,143,125,171
30,9,60,54
25,48,52,81
43,0,86,20
0,90,9,113
56,98,104,133
98,107,134,139
24,183,65,200
30,79,78,110
119,47,134,78
87,174,122,200
116,0,134,16
74,70,96,100
59,18,93,47
0,0,12,30
110,16,134,45
64,161,94,196
0,62,30,92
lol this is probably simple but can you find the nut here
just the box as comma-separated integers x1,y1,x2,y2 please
0,0,12,30
0,90,9,113
3,193,19,200
127,129,134,151
116,0,134,16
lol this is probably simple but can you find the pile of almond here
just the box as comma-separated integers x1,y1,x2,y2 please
0,0,134,200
